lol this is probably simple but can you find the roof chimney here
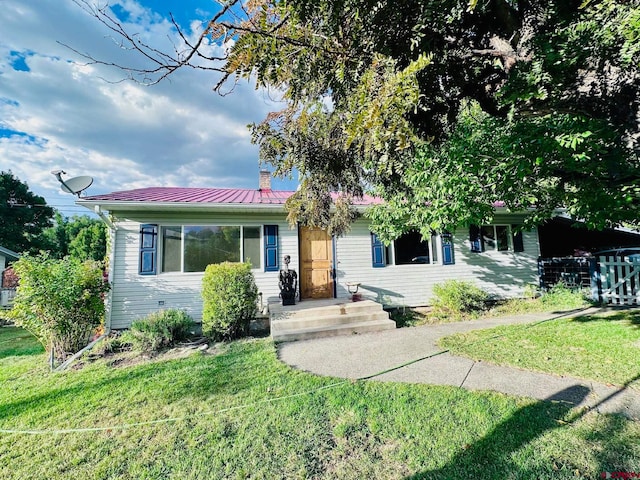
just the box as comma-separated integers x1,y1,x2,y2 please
259,169,272,191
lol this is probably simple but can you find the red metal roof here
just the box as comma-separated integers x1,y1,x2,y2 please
82,187,382,206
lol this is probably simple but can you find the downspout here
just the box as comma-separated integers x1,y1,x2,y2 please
94,205,116,231
94,205,117,334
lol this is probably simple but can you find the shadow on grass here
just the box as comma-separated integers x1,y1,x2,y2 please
406,385,590,479
407,372,640,479
570,309,640,327
388,308,425,328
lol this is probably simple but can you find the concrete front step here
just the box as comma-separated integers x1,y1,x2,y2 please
272,318,396,342
270,299,396,342
273,311,391,331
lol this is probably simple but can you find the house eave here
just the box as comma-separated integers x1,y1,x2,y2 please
76,200,291,214
0,246,20,260
76,200,374,215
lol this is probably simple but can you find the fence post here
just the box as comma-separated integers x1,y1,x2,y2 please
537,257,544,290
588,257,601,302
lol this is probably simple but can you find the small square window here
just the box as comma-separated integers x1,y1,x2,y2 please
481,225,512,252
394,231,431,265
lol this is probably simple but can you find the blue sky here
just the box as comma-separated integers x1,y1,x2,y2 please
0,0,295,217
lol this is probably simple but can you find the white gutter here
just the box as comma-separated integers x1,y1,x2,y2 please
94,205,117,230
76,200,376,214
77,200,289,211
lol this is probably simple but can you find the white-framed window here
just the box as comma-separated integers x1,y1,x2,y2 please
372,231,454,267
160,225,262,273
481,225,512,252
470,224,524,253
393,231,439,265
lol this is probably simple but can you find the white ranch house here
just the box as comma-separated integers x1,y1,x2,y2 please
78,174,540,331
0,246,19,282
0,246,20,309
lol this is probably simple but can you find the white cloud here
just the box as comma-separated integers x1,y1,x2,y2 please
0,0,283,217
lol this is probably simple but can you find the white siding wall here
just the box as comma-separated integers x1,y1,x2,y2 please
0,254,5,288
334,217,540,307
108,210,541,328
108,211,297,329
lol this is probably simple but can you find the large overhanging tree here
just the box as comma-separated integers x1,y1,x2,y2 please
77,0,640,239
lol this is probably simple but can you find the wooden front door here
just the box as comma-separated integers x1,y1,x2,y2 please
300,226,334,299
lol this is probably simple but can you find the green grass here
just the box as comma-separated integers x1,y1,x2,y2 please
0,326,44,359
1,328,639,479
391,284,592,327
440,310,640,389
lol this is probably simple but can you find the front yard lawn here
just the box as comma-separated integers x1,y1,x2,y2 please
439,309,640,390
0,326,44,359
1,326,639,479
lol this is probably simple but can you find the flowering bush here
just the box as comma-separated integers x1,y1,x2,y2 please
9,253,110,364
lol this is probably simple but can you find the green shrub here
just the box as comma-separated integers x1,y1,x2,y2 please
127,309,195,353
92,333,129,356
9,253,109,364
431,280,489,316
202,262,258,341
541,282,590,309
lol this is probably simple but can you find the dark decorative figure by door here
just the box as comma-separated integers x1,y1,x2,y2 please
279,255,298,306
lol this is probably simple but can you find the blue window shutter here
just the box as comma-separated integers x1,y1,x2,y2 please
441,233,455,265
139,224,158,275
264,225,279,272
512,225,524,252
371,233,386,268
469,225,484,253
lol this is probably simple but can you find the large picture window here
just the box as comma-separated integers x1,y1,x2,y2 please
159,225,262,273
184,226,240,272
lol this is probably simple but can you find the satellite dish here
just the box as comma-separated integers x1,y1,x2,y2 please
60,176,93,196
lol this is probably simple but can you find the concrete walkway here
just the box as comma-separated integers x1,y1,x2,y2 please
277,307,640,420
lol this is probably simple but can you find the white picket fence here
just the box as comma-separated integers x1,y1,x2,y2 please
598,256,640,305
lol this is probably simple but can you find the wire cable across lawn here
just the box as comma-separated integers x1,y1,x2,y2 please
0,308,593,435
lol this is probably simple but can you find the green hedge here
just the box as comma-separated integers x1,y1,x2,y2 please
202,262,258,341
